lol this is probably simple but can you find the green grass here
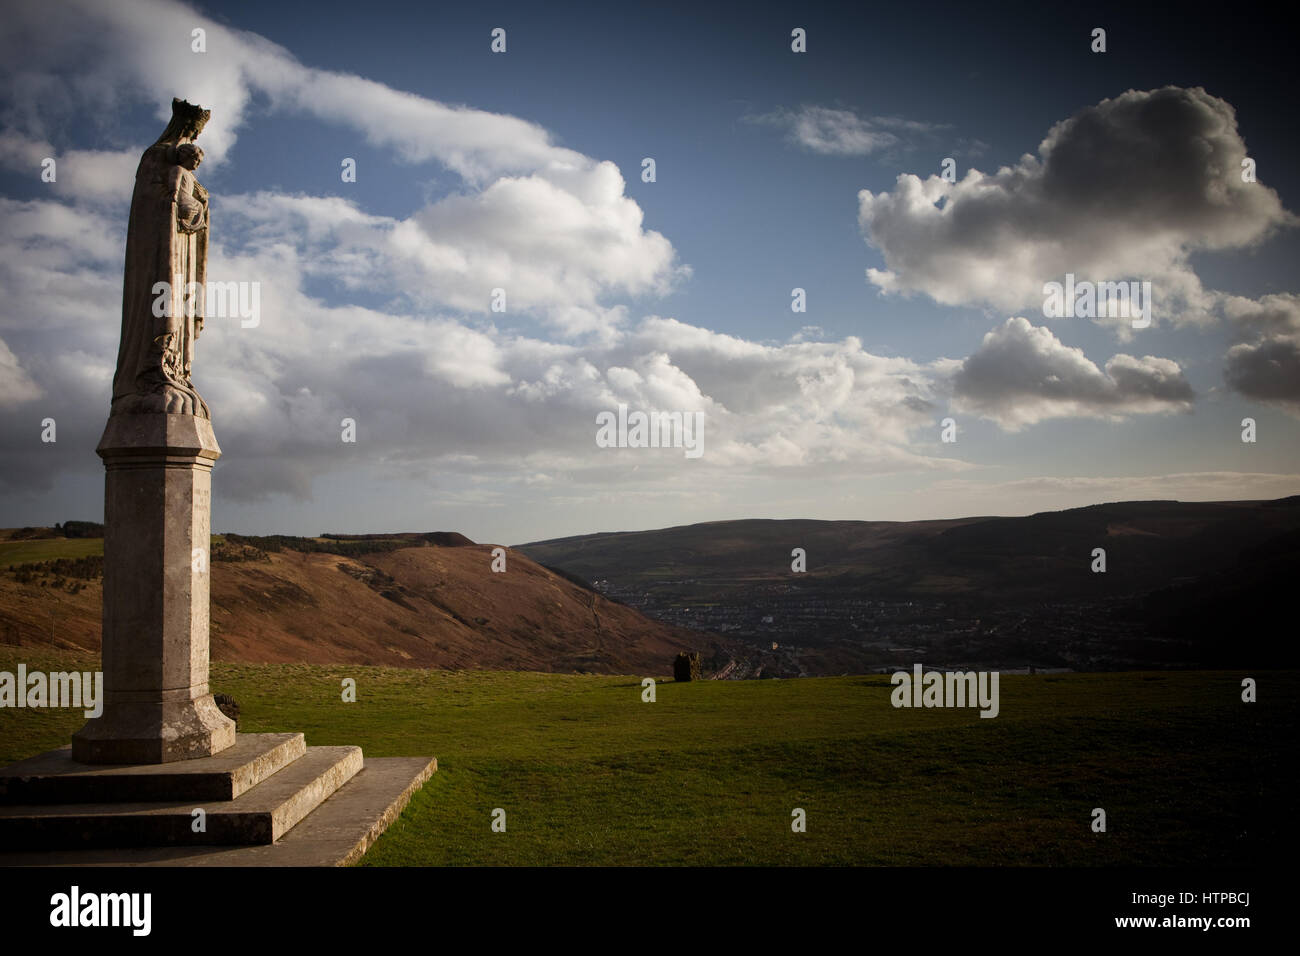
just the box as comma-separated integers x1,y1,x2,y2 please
0,649,1292,865
0,536,232,568
0,539,104,568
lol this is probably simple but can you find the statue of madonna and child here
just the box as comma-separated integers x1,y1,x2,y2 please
112,97,213,418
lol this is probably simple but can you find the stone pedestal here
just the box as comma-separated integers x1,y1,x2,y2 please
71,413,235,764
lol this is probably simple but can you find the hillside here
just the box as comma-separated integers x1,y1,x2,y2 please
8,496,1298,677
517,497,1300,672
0,531,709,674
518,499,1300,598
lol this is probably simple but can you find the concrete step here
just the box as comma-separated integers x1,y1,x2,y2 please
0,733,306,805
0,756,436,866
0,745,363,849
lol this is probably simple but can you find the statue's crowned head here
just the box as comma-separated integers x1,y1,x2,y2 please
154,98,211,147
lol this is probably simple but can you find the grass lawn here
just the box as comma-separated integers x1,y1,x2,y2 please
0,536,236,569
0,649,1291,865
0,539,104,568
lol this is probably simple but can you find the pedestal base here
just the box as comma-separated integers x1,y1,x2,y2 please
2,734,303,803
71,693,235,764
84,411,229,765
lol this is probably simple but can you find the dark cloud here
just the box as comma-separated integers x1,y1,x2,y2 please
1221,293,1300,415
953,317,1194,428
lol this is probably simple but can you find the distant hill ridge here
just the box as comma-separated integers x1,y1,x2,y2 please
0,528,707,673
516,496,1300,669
517,497,1300,601
6,496,1300,673
321,531,476,546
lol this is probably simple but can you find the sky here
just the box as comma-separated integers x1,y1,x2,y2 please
1,0,1298,544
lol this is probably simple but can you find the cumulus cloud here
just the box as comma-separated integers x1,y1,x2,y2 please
2,5,1290,527
0,129,176,206
859,87,1296,334
0,165,967,499
1219,293,1300,415
1223,292,1300,338
952,317,1194,428
0,0,972,503
0,0,686,336
0,336,43,407
1224,336,1300,413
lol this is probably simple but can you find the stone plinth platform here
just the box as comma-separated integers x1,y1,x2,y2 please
0,733,434,865
0,733,304,804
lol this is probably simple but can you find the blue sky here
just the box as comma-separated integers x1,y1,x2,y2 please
1,0,1298,543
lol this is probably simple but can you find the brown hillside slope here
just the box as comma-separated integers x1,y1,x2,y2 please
0,543,706,674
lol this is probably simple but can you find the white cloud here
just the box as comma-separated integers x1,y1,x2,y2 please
1223,292,1300,337
952,317,1194,428
748,106,949,157
0,174,969,498
859,87,1296,334
2,7,1292,522
789,325,825,343
753,106,899,155
0,336,43,407
0,0,687,336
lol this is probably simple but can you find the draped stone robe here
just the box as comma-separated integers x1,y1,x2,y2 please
111,141,209,417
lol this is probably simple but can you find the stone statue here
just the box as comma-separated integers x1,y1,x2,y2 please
111,98,211,417
72,97,234,764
